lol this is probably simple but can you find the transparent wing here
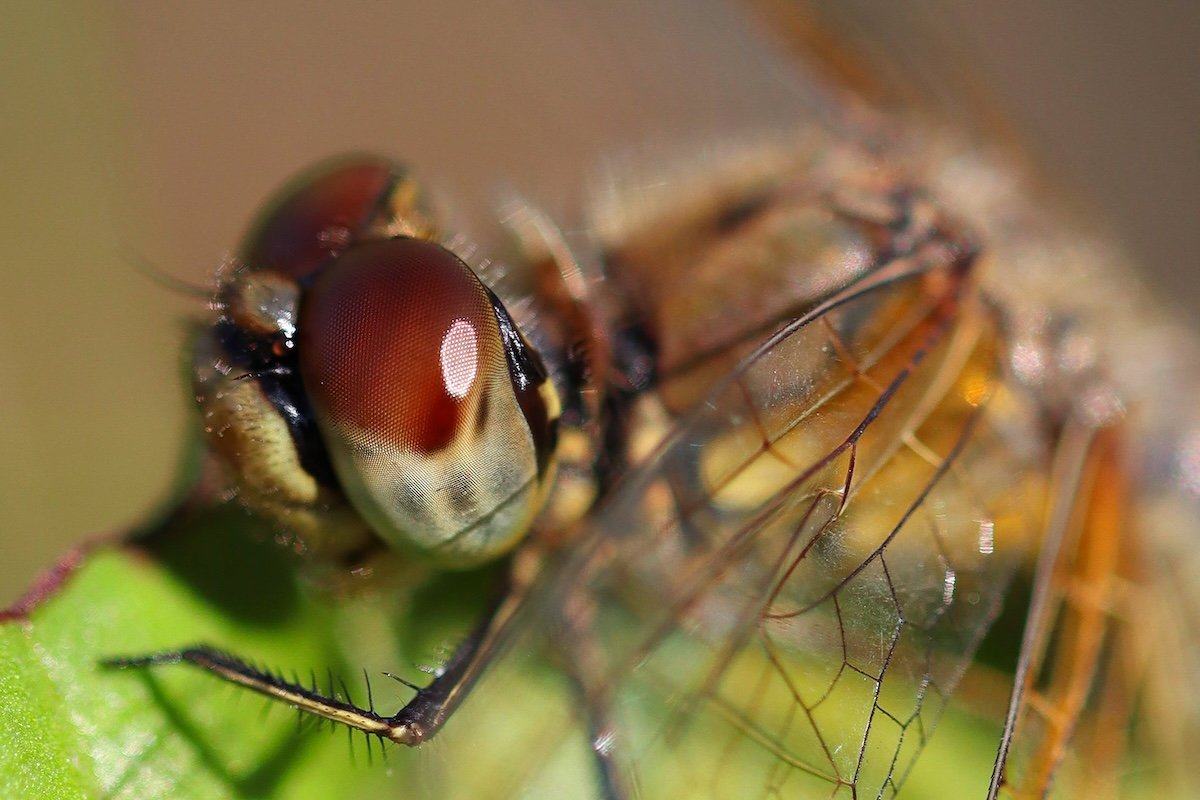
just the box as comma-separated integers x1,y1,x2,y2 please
743,4,1200,796
500,244,1045,798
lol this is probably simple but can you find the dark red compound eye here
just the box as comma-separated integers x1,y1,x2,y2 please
240,155,435,281
299,238,500,455
297,237,557,566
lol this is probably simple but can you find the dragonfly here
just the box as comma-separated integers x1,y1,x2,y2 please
85,4,1197,800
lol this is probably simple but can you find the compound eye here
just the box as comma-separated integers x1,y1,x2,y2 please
240,155,437,281
298,238,556,566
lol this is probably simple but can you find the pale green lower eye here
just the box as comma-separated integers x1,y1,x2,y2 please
197,158,560,568
293,237,556,567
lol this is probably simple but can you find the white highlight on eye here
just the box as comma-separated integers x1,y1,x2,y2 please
440,318,478,399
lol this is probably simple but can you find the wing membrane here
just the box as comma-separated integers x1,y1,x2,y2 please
743,5,1200,796
522,250,1044,798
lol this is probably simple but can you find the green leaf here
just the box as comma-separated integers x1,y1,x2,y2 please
0,502,606,800
0,509,401,799
3,502,1010,800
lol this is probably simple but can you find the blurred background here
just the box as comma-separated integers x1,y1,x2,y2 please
1,0,1197,606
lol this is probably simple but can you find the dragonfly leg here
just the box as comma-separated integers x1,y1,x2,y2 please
553,588,633,800
102,566,529,747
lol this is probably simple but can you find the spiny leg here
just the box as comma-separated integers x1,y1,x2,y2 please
102,566,530,748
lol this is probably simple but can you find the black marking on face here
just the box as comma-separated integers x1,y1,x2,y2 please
213,317,339,489
487,287,557,478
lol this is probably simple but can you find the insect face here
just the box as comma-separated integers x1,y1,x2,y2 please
195,158,559,567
